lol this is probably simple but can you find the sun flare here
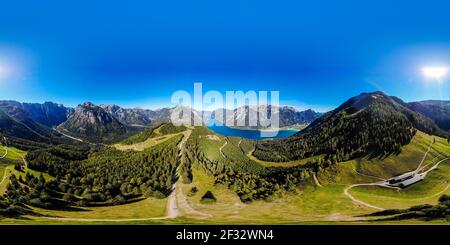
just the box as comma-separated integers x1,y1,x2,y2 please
421,66,448,80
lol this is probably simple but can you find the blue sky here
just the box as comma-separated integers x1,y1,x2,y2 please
1,0,450,112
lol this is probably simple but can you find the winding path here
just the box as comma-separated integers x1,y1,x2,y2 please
312,173,323,188
344,183,385,211
164,129,192,218
0,166,11,188
0,146,7,159
0,157,28,192
414,140,433,174
343,140,449,211
0,137,10,189
1,137,8,159
419,158,450,176
54,128,84,142
219,140,228,158
41,129,210,222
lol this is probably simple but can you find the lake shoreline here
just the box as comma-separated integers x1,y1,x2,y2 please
207,124,301,140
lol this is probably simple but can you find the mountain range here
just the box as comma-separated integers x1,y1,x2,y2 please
254,91,450,162
408,100,450,131
0,99,323,144
0,92,449,146
204,105,322,128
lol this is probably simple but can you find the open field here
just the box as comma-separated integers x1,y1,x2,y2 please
31,197,167,221
344,131,450,211
178,166,373,223
179,129,450,223
1,129,449,224
191,127,228,162
0,146,27,194
113,133,179,151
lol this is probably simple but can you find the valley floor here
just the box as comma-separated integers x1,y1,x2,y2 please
1,130,449,224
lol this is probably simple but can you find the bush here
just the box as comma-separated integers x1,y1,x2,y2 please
152,191,166,199
82,192,104,202
14,163,22,171
188,187,198,197
200,191,216,204
438,194,450,203
76,199,89,207
109,194,126,205
29,198,49,208
409,204,433,211
62,193,75,203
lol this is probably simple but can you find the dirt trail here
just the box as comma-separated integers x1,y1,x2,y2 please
312,173,323,188
0,156,28,191
0,146,7,159
40,129,209,222
219,140,228,158
0,166,11,187
344,183,385,211
55,128,84,142
344,140,448,211
168,129,210,218
415,140,433,174
0,137,10,188
175,182,211,218
1,137,8,159
419,158,450,176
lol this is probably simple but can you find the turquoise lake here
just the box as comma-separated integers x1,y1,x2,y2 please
207,124,299,140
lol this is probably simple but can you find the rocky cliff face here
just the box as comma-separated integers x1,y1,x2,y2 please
100,104,153,126
61,102,126,141
205,105,322,128
0,100,73,127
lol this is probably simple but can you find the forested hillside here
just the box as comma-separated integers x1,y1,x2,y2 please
184,127,316,202
253,92,446,163
4,135,181,212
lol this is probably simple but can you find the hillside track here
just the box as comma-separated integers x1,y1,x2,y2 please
41,129,210,222
344,140,449,211
219,140,228,158
313,173,323,188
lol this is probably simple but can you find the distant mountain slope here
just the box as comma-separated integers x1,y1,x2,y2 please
100,104,154,126
100,102,322,129
60,102,129,142
205,105,322,128
0,100,73,127
278,107,322,127
100,104,203,126
254,91,446,162
0,108,50,142
408,100,450,131
0,102,76,150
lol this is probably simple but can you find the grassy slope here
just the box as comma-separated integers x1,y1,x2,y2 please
180,128,450,223
347,131,450,210
0,131,182,223
181,127,373,223
2,128,449,224
31,197,167,220
0,146,27,194
180,166,373,224
27,135,186,220
113,133,178,151
114,123,190,151
191,127,227,162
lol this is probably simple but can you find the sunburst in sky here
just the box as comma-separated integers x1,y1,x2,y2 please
422,66,448,81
